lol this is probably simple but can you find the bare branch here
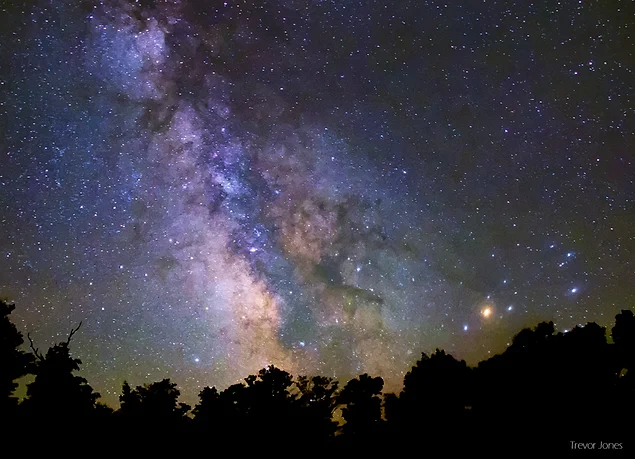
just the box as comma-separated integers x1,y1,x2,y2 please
65,321,83,345
27,333,44,360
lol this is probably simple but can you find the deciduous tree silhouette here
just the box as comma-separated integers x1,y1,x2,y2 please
244,365,298,443
405,350,471,429
193,382,247,442
402,349,471,413
193,366,339,448
20,322,101,430
473,319,622,451
192,385,221,431
610,310,635,427
382,349,473,452
118,378,190,429
0,300,34,418
112,378,190,450
336,373,384,449
2,298,633,453
612,309,635,370
194,365,319,448
294,375,339,445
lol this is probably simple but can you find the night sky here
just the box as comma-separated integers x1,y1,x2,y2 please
1,0,633,406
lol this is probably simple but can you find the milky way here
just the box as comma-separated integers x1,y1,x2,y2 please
1,0,633,405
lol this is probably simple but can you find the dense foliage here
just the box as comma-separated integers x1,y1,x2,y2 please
2,299,632,453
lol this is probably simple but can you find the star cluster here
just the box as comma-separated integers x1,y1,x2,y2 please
0,0,633,405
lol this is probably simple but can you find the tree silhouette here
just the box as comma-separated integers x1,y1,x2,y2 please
382,392,400,424
473,320,622,451
294,375,339,445
0,300,34,418
510,320,555,351
337,373,384,447
382,350,473,453
612,310,635,347
20,322,100,430
613,310,635,369
118,379,190,428
246,364,295,408
1,298,633,453
403,350,471,429
193,366,339,448
244,365,298,443
555,323,617,435
192,385,221,431
610,310,635,431
192,381,249,446
402,349,471,413
194,365,322,447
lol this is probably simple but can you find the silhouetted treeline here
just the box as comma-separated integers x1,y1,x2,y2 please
1,299,633,453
